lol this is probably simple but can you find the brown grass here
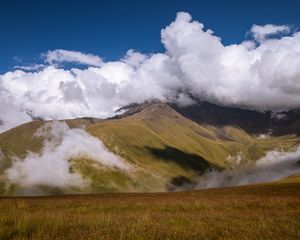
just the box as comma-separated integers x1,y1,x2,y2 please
0,182,299,240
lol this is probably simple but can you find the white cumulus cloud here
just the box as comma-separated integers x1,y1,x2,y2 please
1,12,300,132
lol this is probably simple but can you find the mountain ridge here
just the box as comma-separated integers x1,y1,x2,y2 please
1,100,300,195
116,99,300,135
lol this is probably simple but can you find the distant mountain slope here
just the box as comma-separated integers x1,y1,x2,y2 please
171,101,273,134
0,101,300,195
170,100,300,136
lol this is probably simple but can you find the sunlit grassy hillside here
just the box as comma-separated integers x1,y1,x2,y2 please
0,103,300,195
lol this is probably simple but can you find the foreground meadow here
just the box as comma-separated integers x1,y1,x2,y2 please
0,181,299,240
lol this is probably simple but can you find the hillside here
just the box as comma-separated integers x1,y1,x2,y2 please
0,102,300,195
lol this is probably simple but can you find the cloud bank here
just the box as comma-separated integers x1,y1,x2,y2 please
5,121,129,188
1,12,300,132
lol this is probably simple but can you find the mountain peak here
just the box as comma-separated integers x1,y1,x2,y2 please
114,100,170,118
114,99,300,135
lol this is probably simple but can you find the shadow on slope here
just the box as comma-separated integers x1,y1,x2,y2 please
145,145,210,173
166,175,197,191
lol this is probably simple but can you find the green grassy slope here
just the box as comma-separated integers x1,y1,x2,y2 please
0,103,300,195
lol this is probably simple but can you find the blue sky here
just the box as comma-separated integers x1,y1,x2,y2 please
0,0,299,72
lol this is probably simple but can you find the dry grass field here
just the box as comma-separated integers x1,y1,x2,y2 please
1,181,299,240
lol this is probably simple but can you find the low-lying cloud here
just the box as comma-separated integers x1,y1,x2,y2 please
196,148,300,189
5,121,129,188
1,12,300,132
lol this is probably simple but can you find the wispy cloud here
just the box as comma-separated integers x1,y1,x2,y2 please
250,24,291,42
14,64,45,71
44,49,103,67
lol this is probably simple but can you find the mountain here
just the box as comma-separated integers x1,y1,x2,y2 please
171,100,300,135
0,101,300,195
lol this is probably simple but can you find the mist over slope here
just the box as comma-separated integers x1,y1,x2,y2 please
5,121,129,189
197,148,300,189
1,12,300,132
